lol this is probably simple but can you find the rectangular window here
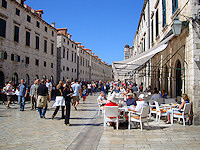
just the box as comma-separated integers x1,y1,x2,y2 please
52,31,54,36
83,58,84,66
156,9,159,37
151,20,154,43
25,57,29,64
11,54,14,61
14,25,19,42
45,26,47,32
67,49,69,60
162,0,166,27
72,44,74,48
36,21,40,28
63,66,65,71
72,52,73,62
0,18,6,38
51,43,54,55
2,0,7,9
51,63,53,68
172,0,178,14
198,0,200,5
25,31,30,46
35,36,39,49
75,53,76,63
35,59,39,66
16,8,20,16
27,15,31,22
44,40,47,53
44,61,46,67
63,48,65,58
17,55,20,62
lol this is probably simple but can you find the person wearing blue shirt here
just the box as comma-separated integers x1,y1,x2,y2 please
71,80,82,110
160,90,167,99
114,86,120,93
125,93,137,106
18,79,28,111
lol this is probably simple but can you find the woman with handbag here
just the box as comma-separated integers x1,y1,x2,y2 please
52,81,65,119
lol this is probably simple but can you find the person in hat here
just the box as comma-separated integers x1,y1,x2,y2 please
125,93,137,106
133,94,148,113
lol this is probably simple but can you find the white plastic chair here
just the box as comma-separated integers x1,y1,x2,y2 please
149,100,156,118
104,106,119,130
155,101,167,123
171,103,191,126
128,106,149,131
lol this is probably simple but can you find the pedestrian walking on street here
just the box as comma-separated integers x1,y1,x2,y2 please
29,80,37,110
18,79,28,111
5,81,14,108
52,81,65,119
71,79,82,110
37,79,48,118
82,85,87,103
46,79,52,102
63,81,72,126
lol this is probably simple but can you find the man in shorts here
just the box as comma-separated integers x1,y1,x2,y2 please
71,80,82,110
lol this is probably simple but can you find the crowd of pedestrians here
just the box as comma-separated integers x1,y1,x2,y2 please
0,79,178,127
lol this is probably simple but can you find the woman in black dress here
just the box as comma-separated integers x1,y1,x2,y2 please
63,80,72,126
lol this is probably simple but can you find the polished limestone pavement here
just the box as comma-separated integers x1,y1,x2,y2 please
0,96,200,150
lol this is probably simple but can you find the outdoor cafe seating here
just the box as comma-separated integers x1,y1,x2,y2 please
98,92,192,130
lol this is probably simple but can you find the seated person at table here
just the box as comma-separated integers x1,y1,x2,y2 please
114,86,120,93
97,91,107,105
160,90,167,99
124,94,148,122
133,94,148,113
125,93,136,106
104,99,118,107
104,99,118,129
165,93,190,124
150,89,160,100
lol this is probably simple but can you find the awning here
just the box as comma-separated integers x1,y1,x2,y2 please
113,34,174,76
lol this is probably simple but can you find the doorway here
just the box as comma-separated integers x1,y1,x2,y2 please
176,60,182,96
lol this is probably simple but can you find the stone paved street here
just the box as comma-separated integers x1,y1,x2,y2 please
1,95,200,150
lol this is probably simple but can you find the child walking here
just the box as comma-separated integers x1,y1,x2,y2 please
82,85,87,103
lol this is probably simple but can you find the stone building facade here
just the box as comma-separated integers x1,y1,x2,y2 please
115,0,200,125
0,0,57,86
56,29,113,82
127,0,200,125
0,0,113,87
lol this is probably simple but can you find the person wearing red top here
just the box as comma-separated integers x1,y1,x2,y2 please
104,100,118,129
104,101,118,106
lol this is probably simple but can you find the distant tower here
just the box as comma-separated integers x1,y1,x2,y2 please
124,44,130,59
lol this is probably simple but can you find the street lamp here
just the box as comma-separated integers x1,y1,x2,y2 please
172,17,182,36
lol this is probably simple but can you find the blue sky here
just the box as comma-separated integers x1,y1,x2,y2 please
25,0,144,65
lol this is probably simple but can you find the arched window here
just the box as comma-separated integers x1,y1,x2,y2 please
12,72,18,85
